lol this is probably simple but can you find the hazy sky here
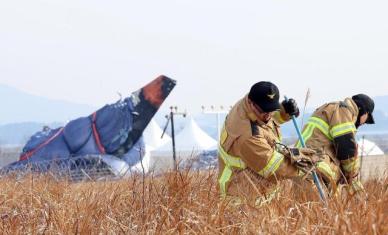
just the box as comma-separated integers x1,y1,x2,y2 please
1,0,388,114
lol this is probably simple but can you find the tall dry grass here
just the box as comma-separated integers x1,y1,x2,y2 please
0,170,386,234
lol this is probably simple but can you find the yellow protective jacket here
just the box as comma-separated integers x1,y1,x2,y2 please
296,98,360,185
218,95,298,200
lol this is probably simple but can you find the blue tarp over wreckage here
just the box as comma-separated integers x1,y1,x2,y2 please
1,76,176,180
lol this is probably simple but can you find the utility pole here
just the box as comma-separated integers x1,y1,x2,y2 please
201,105,230,141
161,106,186,170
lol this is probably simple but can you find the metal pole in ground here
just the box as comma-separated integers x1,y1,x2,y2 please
285,96,327,205
162,106,187,171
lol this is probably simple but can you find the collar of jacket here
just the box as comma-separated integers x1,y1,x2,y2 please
344,97,359,117
242,95,270,126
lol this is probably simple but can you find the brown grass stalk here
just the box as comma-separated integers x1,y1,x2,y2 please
0,171,386,234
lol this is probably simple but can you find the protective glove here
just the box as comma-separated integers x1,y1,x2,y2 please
346,179,365,196
340,156,361,182
281,98,300,117
288,147,320,172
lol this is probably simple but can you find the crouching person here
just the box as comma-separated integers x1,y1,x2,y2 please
218,81,318,206
296,94,375,196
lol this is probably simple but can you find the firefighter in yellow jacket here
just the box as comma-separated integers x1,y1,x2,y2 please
218,81,316,204
296,94,375,195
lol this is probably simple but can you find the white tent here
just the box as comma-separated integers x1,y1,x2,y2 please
357,138,384,156
142,119,171,149
129,119,172,173
151,118,217,171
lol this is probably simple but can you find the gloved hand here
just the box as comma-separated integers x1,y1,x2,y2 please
340,157,361,182
282,98,300,117
346,179,365,196
288,147,320,172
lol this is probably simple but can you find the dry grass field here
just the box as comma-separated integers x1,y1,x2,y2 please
0,169,386,234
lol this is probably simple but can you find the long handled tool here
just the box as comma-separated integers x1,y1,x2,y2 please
285,96,327,205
